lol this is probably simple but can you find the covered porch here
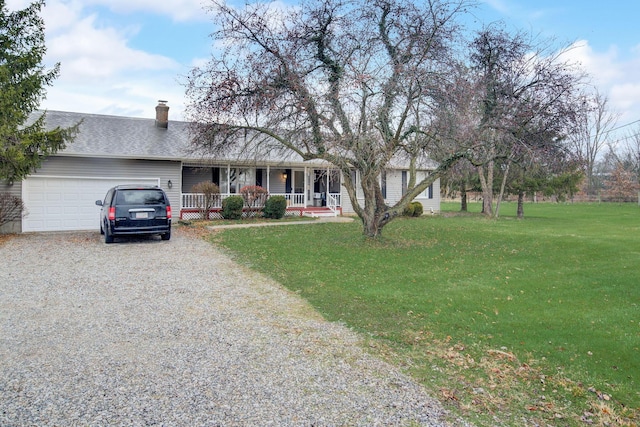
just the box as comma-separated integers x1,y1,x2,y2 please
179,164,342,219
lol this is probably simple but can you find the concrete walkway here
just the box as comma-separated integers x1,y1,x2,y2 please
207,215,355,230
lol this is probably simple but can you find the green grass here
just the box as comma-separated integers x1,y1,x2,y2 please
208,202,640,426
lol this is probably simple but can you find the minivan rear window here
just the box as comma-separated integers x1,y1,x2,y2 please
116,190,166,205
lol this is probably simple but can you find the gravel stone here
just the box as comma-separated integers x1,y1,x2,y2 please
0,230,465,426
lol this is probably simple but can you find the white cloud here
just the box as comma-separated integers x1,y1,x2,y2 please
562,41,624,84
43,74,187,120
562,40,640,126
5,0,32,9
40,0,86,33
611,84,640,111
48,14,178,80
483,0,511,15
190,56,210,68
82,0,208,22
31,0,193,118
8,0,208,21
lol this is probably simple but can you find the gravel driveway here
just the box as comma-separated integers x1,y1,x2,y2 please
1,229,458,426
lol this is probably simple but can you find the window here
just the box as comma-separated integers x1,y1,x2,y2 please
221,167,255,193
116,189,165,205
294,170,304,193
381,170,387,199
328,169,341,193
401,171,407,196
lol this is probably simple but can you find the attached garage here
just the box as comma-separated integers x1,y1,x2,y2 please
22,176,160,232
0,108,186,234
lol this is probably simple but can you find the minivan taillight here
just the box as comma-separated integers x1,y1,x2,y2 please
108,207,116,221
166,205,172,219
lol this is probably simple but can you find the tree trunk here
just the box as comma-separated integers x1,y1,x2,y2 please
517,190,525,218
460,187,468,212
361,214,381,238
358,172,388,238
478,163,494,216
494,162,510,218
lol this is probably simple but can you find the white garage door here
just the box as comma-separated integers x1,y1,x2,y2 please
23,176,160,232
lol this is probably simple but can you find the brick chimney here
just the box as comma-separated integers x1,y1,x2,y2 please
155,100,169,129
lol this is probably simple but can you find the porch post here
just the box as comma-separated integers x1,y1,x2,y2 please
226,164,231,195
266,165,270,193
327,167,330,206
304,167,308,207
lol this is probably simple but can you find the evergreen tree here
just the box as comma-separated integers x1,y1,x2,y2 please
0,0,77,183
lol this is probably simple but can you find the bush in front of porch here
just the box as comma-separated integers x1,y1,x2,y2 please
192,181,220,220
221,195,244,219
239,185,268,207
263,195,286,219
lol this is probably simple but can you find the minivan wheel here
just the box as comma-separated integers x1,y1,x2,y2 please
161,231,171,241
104,225,114,244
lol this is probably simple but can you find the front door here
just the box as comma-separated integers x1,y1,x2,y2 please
314,170,327,206
313,169,341,207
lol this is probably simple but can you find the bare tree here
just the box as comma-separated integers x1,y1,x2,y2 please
606,125,640,202
619,125,640,183
605,163,639,202
430,63,482,212
186,0,474,237
0,193,26,228
626,128,640,204
439,159,478,211
464,26,587,216
567,91,619,197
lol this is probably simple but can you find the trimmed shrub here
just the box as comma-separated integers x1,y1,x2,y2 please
239,185,269,208
221,195,244,220
403,203,415,217
240,185,269,218
263,195,287,219
402,201,424,217
411,201,423,217
192,181,220,220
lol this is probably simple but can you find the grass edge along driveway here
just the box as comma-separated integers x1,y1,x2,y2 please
205,202,639,427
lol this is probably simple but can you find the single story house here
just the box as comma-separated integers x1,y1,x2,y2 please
1,102,440,233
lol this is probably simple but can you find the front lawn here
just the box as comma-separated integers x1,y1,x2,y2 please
209,202,639,426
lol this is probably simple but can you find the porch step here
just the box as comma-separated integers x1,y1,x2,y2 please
302,207,338,218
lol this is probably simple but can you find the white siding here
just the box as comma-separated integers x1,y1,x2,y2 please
416,176,440,213
20,156,181,232
385,169,404,205
268,168,288,193
339,170,359,214
32,156,181,208
340,169,440,215
0,181,23,233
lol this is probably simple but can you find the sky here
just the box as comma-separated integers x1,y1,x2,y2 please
6,0,640,144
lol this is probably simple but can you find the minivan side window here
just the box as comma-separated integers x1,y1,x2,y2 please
104,189,114,205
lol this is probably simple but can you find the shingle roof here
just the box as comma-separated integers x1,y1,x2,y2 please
42,110,193,160
40,110,317,166
39,110,436,169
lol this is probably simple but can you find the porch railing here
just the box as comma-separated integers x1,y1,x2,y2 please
182,193,223,209
327,193,341,211
181,192,341,211
181,192,307,210
272,193,305,207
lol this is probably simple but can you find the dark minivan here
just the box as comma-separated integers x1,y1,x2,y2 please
96,185,171,243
